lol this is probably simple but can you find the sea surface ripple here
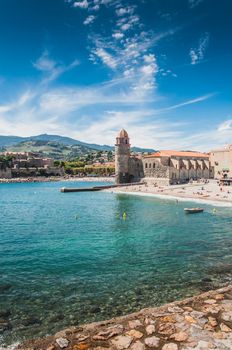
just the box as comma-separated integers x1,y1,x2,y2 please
0,181,232,346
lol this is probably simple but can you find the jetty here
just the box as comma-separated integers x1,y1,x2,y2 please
60,182,144,193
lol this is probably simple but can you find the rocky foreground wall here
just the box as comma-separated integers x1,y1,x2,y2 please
17,285,232,350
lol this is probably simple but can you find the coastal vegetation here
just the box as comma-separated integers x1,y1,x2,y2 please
54,159,115,176
0,154,13,167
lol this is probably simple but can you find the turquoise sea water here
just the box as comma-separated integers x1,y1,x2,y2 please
0,181,232,346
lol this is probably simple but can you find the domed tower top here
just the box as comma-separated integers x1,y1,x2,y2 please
117,128,129,138
116,128,130,146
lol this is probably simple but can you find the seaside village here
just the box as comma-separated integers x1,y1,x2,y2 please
1,129,232,188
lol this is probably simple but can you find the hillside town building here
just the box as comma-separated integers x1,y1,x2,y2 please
115,129,211,185
0,152,64,178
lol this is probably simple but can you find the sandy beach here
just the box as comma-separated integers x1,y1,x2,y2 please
107,180,232,207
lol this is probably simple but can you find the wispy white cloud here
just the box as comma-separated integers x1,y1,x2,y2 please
83,15,95,25
217,119,232,132
71,109,232,152
70,109,184,148
0,90,35,114
0,74,221,152
93,48,118,69
2,93,230,151
160,93,215,112
67,0,180,108
69,0,174,104
116,6,135,17
112,32,124,40
188,0,204,9
189,49,198,65
180,119,232,151
73,0,88,9
116,14,140,32
33,50,79,83
89,30,163,99
190,32,209,65
33,50,56,72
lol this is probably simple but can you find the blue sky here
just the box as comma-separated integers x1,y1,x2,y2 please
0,0,232,150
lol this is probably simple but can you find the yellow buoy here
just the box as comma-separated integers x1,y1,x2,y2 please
122,212,127,220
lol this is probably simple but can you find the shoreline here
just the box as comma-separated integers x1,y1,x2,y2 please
106,180,232,207
8,284,232,350
0,176,115,184
110,189,232,207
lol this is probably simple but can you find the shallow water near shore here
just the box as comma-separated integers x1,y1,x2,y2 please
0,181,232,347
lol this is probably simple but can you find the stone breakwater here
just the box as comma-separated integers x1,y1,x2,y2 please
16,285,232,350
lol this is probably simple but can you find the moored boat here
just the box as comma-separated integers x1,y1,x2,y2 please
184,208,204,214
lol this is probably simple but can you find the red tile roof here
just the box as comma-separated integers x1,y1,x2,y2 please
144,150,209,159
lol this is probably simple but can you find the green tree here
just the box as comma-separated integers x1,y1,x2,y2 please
107,151,113,161
96,151,102,159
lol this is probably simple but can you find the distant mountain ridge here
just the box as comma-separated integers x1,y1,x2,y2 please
0,134,155,155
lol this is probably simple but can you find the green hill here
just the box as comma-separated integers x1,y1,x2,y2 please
0,134,155,159
4,140,97,160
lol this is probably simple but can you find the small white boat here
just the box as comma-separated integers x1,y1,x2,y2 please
184,208,204,214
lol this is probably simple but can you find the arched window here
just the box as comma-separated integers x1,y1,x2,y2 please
149,163,151,168
145,163,148,168
153,163,156,168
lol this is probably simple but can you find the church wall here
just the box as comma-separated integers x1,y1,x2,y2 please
128,158,144,182
189,168,197,179
196,168,202,178
142,158,169,178
179,167,189,181
141,155,210,185
169,166,179,183
169,167,189,184
202,164,210,179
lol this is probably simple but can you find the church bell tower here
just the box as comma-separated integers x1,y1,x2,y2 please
115,129,130,184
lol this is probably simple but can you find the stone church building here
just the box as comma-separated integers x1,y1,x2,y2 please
115,129,211,185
